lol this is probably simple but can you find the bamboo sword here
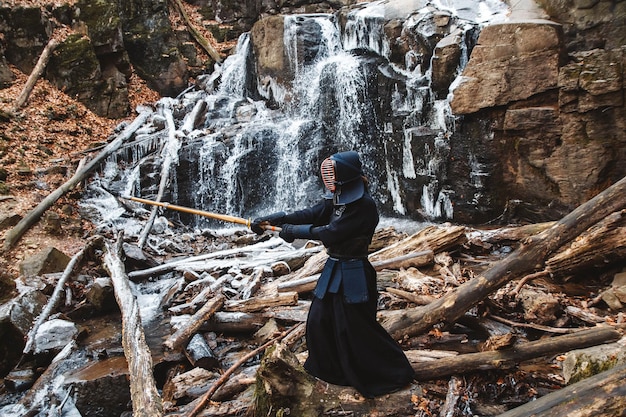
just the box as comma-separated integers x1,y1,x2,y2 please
122,196,281,231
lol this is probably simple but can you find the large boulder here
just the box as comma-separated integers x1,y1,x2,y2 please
0,0,192,115
0,289,48,376
0,7,52,74
536,0,626,51
46,33,130,119
450,20,565,115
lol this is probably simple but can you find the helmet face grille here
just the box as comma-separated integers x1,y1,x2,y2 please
320,158,336,192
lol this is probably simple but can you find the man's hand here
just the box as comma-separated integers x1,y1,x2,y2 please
279,224,295,242
250,212,286,235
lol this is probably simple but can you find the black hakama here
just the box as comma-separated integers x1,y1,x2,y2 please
303,260,415,398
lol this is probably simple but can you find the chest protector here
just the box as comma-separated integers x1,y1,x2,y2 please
313,204,371,303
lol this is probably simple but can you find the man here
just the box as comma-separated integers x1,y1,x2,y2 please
252,150,414,398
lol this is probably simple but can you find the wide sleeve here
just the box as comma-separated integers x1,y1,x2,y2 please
282,199,333,226
310,195,379,247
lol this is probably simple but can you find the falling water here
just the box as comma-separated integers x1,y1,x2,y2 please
84,0,511,230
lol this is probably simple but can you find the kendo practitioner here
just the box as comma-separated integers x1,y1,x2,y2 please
251,150,415,398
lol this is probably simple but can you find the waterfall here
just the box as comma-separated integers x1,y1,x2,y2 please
85,0,511,230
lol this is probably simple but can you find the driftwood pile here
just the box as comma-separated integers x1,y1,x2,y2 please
2,174,625,416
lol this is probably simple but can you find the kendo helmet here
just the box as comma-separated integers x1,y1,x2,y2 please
321,150,365,205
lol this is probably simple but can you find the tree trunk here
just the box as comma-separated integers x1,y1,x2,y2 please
164,293,226,351
187,330,292,417
496,362,626,417
223,291,299,313
382,175,626,339
13,37,59,111
104,233,164,417
253,342,420,417
546,209,626,278
185,333,220,370
369,224,467,262
168,0,222,63
410,326,621,380
276,250,435,295
3,110,150,251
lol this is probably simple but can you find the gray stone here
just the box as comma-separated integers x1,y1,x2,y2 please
0,288,47,337
33,318,78,354
431,29,463,99
19,247,70,277
600,289,623,310
562,336,626,384
85,277,117,313
64,356,132,417
0,213,21,230
4,368,35,392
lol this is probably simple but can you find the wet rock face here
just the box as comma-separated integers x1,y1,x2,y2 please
0,7,52,74
0,289,48,375
65,356,132,417
449,14,625,222
450,21,566,114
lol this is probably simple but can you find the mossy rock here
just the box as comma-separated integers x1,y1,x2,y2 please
48,33,101,92
76,0,123,51
563,340,626,384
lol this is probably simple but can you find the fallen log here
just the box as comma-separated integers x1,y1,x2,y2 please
138,105,181,248
369,224,467,262
371,249,434,270
168,0,222,63
405,349,459,362
479,222,555,244
223,291,298,313
496,362,626,417
545,209,626,278
276,250,435,295
13,36,59,111
439,376,464,417
180,99,207,134
187,329,294,417
23,235,104,354
254,327,621,417
253,342,420,417
185,333,220,370
368,226,407,251
128,238,287,279
203,311,266,333
104,233,163,417
382,175,626,339
385,287,437,305
164,292,226,351
411,326,620,380
276,273,319,294
3,110,150,251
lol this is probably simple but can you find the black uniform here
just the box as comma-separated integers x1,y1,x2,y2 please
280,192,415,398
